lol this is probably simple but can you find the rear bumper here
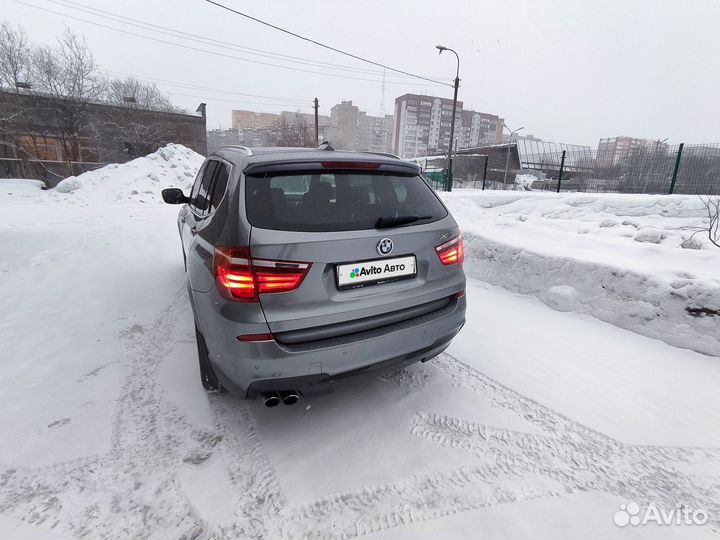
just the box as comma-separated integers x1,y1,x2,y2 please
244,330,458,399
207,293,466,398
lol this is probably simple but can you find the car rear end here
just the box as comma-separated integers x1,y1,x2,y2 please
199,150,466,399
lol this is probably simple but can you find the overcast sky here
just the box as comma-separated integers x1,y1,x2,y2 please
3,0,719,147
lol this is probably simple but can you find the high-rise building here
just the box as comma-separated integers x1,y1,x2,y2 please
357,112,394,153
459,110,504,149
393,93,504,158
393,94,460,158
231,110,280,129
596,136,666,167
330,101,359,150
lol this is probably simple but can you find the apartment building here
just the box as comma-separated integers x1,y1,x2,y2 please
459,110,504,149
231,110,280,129
596,136,666,167
357,112,394,153
393,93,504,158
330,101,359,150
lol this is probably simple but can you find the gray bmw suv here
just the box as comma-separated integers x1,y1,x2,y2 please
162,146,466,406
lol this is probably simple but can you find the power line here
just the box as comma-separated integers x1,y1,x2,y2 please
13,0,443,88
49,0,444,82
105,70,310,104
164,91,309,110
204,0,452,88
12,0,447,87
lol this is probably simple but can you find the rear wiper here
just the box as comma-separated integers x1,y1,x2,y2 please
374,214,433,229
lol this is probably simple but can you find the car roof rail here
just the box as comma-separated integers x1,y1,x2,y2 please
318,141,334,151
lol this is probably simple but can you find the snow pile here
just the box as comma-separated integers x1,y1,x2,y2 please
513,174,536,191
52,144,203,204
442,190,720,356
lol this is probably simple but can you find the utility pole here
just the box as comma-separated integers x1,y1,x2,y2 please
313,97,319,144
436,45,460,192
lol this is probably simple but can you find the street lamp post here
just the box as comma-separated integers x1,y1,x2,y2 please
502,123,524,185
436,45,460,192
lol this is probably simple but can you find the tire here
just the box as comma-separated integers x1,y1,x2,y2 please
195,325,224,392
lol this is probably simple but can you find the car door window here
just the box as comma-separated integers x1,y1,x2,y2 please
194,160,218,216
209,162,230,213
188,162,206,212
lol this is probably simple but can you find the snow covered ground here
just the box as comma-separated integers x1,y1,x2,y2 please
441,190,720,356
1,148,719,539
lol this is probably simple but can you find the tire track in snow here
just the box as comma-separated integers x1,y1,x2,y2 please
207,396,287,540
0,288,218,539
280,353,720,539
2,293,719,540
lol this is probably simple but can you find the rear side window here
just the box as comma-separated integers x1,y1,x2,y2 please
189,162,206,206
245,172,447,232
209,162,230,212
193,160,218,216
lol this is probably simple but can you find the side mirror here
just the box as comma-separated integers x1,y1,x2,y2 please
162,188,189,205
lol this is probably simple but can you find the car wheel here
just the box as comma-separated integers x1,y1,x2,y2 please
195,325,224,392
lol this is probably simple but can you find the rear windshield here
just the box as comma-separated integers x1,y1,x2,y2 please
245,172,448,232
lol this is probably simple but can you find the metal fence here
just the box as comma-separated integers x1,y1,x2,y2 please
0,158,107,187
433,142,720,195
575,142,720,195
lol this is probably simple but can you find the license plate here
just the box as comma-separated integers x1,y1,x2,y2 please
336,255,417,289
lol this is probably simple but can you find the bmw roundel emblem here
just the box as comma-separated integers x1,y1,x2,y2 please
377,237,394,256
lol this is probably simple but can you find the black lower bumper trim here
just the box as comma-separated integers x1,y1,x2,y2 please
244,330,460,399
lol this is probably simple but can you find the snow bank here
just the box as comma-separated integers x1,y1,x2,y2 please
0,179,47,203
52,144,203,204
442,190,720,357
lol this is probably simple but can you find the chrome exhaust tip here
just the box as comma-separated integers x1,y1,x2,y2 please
280,390,301,405
261,392,280,407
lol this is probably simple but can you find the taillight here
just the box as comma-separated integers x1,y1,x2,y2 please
213,247,311,302
435,234,465,267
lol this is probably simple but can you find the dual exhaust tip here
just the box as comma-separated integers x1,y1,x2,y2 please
261,390,301,407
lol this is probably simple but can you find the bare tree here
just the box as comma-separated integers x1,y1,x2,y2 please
30,29,105,170
294,112,314,148
271,112,314,147
699,195,720,248
0,22,33,89
681,195,720,249
100,77,184,158
0,23,63,179
105,77,178,112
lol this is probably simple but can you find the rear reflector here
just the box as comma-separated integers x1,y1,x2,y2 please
236,333,274,342
321,161,381,170
213,246,311,302
435,234,465,267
